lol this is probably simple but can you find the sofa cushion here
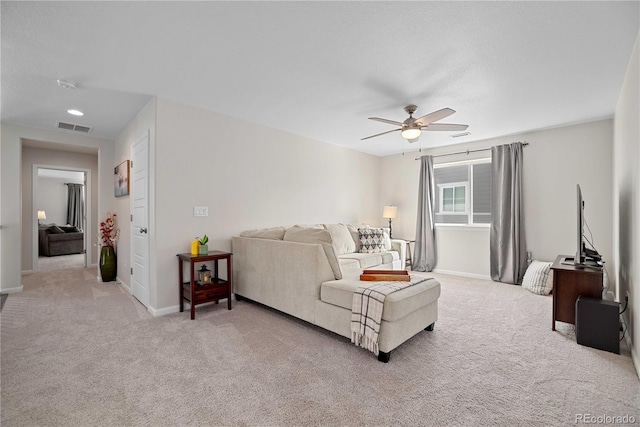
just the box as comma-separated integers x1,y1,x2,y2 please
358,228,385,253
293,224,324,229
338,251,398,269
337,257,360,269
346,224,369,252
48,225,65,234
381,228,392,250
321,277,441,322
59,225,81,233
324,224,356,255
283,226,342,280
239,227,286,240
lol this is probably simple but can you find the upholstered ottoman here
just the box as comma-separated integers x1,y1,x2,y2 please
314,276,441,362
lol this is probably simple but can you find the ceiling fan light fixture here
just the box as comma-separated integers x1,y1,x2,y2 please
401,128,421,140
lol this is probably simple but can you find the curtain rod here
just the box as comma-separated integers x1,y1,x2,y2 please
414,141,528,160
63,183,84,185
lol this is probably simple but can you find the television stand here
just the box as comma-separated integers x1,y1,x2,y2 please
560,256,575,265
559,256,603,269
551,255,603,331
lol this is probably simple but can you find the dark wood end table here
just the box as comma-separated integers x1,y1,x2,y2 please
177,251,233,319
550,255,603,331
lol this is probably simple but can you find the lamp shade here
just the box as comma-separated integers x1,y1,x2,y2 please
382,205,398,219
37,210,47,220
401,128,421,140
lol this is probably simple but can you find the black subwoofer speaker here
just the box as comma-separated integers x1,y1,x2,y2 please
575,296,620,354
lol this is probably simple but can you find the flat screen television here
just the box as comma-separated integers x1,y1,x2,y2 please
575,184,585,266
571,184,602,268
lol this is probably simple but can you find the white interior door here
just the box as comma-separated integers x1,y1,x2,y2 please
131,131,150,307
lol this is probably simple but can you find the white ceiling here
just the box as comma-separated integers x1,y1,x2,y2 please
2,2,638,157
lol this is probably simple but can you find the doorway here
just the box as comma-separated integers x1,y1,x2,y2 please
33,166,91,272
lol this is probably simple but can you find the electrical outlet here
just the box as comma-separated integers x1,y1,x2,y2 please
193,207,209,217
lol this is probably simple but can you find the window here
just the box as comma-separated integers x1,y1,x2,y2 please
440,183,468,213
434,159,491,226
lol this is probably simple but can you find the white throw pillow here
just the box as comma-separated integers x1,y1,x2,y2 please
381,227,392,250
522,261,553,295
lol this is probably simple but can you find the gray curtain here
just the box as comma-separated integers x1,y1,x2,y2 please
490,142,526,284
66,183,84,230
414,155,437,271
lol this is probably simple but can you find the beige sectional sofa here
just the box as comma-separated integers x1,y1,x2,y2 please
232,223,440,362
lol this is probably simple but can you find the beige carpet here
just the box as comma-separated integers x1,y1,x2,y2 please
37,254,86,272
1,268,638,426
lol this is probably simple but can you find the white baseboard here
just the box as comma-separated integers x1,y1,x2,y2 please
0,285,24,294
431,268,492,281
116,277,132,294
621,313,638,379
147,299,232,317
148,304,188,317
632,346,639,380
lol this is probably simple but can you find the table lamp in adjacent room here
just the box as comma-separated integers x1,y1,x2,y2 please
37,210,46,226
382,205,398,238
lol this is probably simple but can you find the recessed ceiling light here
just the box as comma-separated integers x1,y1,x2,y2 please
57,79,78,90
67,109,84,116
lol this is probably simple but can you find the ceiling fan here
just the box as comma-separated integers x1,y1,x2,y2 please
362,105,469,143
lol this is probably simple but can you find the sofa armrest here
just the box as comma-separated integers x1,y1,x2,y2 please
390,239,407,270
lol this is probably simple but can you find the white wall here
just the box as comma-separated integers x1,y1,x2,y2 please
0,124,114,292
21,146,99,270
380,119,614,279
116,98,382,312
614,32,639,375
152,98,382,310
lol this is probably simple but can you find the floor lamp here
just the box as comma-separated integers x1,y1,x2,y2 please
382,205,398,239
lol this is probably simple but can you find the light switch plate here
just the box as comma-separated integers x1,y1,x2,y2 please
193,206,209,217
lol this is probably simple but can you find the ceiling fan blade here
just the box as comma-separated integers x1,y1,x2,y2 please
414,108,456,126
368,117,404,126
361,128,401,140
421,123,469,132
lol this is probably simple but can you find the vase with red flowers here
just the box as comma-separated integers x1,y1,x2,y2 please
99,211,120,282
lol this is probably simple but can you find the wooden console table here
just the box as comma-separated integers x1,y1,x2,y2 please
177,251,232,319
550,255,603,331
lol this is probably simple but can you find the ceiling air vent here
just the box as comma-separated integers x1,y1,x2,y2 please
57,122,92,133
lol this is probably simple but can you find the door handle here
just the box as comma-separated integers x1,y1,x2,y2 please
140,227,148,234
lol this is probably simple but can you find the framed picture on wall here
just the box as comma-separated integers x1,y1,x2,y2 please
114,160,130,197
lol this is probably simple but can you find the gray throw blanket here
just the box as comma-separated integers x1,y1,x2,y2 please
351,275,428,355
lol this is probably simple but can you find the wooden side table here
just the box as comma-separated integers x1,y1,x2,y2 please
177,251,232,319
399,239,415,270
550,255,603,331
